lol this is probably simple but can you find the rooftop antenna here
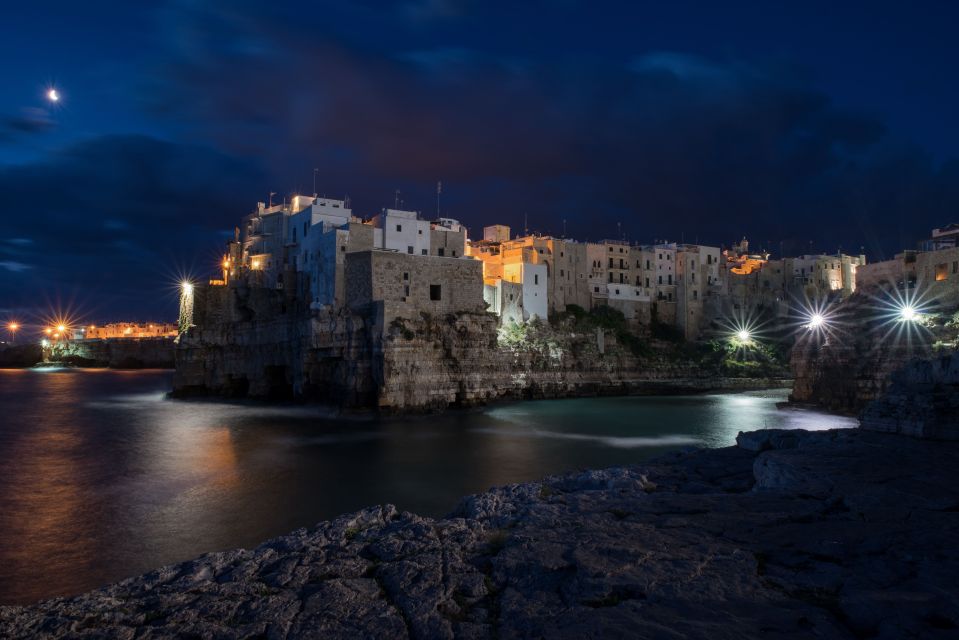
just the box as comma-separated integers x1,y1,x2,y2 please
436,180,442,219
268,191,276,207
394,190,400,208
312,168,318,197
524,212,528,236
617,222,622,240
563,218,567,238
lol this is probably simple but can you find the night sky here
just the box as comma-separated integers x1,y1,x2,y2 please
2,1,958,323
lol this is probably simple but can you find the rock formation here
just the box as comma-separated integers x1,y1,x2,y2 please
790,293,958,413
860,352,959,440
174,285,791,412
2,427,957,639
45,338,175,369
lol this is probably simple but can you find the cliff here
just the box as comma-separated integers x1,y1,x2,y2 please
790,294,959,413
45,338,175,369
2,426,957,639
860,352,959,440
173,285,790,411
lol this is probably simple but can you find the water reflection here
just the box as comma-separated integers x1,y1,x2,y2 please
0,370,856,604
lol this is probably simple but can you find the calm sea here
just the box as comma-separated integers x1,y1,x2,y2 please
0,368,855,604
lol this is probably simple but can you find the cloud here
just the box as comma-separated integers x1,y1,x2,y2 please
0,134,266,320
1,107,56,142
0,261,32,272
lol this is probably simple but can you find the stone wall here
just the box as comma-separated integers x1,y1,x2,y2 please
345,251,485,321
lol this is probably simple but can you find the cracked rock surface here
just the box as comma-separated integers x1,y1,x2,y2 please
1,428,957,639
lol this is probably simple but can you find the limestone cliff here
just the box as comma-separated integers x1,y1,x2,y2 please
173,285,790,412
790,294,959,413
44,338,175,368
860,352,959,440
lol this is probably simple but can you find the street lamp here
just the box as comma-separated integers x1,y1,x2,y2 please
7,322,19,343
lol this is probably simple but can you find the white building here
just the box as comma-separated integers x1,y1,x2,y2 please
372,209,431,256
503,261,548,321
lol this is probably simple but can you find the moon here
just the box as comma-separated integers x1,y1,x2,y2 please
46,88,60,103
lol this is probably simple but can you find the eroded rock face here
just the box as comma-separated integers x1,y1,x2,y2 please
860,353,959,440
173,285,790,412
790,294,958,414
2,428,957,639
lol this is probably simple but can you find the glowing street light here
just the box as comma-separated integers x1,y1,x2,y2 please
7,322,19,343
899,305,919,322
807,313,825,330
736,329,752,342
181,281,194,294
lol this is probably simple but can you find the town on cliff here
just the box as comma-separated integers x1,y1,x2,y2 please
164,194,959,411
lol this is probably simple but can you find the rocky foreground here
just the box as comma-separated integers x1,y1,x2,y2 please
2,428,958,639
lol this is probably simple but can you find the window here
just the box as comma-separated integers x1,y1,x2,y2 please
646,259,651,269
438,248,445,256
615,288,620,295
560,269,565,277
560,252,564,257
619,247,624,253
953,261,958,274
421,249,427,255
396,224,402,232
404,285,410,296
935,263,948,281
645,277,650,287
403,272,409,280
340,246,346,252
407,246,414,254
534,274,539,285
609,247,613,252
430,284,442,301
608,273,613,283
658,275,662,284
452,250,457,257
668,275,673,285
593,286,599,293
693,290,698,300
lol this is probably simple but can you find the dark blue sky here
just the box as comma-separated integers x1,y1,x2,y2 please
1,0,958,323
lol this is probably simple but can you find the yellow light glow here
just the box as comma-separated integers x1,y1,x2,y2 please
181,281,194,294
251,259,260,269
7,322,18,331
44,328,52,335
57,324,66,332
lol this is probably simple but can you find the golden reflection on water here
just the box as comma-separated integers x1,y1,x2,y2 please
0,371,98,600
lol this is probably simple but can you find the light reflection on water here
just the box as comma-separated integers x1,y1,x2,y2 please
0,369,856,604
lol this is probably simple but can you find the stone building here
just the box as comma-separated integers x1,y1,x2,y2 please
857,246,959,306
345,251,485,323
